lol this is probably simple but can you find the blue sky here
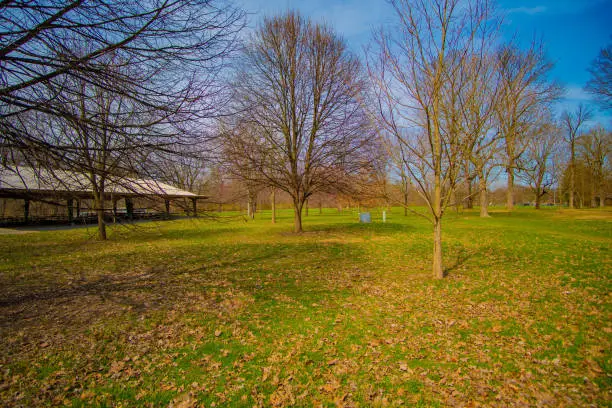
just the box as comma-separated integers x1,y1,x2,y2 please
238,0,612,126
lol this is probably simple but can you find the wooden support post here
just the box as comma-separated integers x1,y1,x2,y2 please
191,198,197,217
125,197,134,220
112,197,118,223
67,198,74,224
24,198,30,224
165,199,170,217
76,200,81,217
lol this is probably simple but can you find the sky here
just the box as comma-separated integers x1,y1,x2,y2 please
238,0,612,127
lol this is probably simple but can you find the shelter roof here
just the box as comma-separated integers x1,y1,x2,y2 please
0,166,205,200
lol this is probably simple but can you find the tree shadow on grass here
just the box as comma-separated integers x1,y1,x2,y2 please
0,239,367,330
443,246,477,277
307,221,415,235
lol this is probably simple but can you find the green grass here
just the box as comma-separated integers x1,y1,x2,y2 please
0,207,610,406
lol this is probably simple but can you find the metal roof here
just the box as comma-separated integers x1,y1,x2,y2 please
0,166,205,199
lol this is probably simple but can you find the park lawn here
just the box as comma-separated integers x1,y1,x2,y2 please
0,207,610,407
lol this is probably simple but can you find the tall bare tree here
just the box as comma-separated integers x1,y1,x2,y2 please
561,104,593,209
495,42,559,211
1,0,244,147
585,42,612,110
457,52,503,218
1,1,244,238
230,12,373,233
24,59,178,240
579,125,611,207
369,0,498,278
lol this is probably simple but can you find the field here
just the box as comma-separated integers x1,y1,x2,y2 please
0,207,610,407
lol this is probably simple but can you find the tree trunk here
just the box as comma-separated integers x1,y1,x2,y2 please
271,189,276,224
433,217,443,279
432,144,443,279
535,193,541,209
569,144,575,209
506,164,514,211
600,182,605,208
478,175,489,217
95,194,107,241
464,161,473,209
293,199,303,233
247,193,255,220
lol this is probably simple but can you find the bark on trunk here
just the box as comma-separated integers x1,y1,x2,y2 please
271,189,276,224
479,175,489,217
465,181,473,209
464,161,473,209
247,194,255,220
600,183,605,208
569,145,575,209
95,195,107,241
293,201,303,233
433,218,443,279
506,165,514,211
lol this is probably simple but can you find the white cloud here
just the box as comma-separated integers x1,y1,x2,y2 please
564,85,594,102
506,6,548,15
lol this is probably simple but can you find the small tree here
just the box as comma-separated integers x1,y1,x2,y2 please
369,0,498,278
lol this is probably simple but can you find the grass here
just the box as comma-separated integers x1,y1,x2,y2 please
0,207,610,407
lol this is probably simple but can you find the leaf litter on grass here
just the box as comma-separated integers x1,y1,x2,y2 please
0,208,610,406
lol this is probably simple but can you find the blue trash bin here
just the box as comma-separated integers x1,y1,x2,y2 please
359,212,371,223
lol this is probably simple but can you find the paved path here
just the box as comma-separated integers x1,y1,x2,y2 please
0,228,37,234
0,217,189,234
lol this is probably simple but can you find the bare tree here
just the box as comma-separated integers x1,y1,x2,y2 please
369,0,498,278
457,52,503,217
561,104,593,209
517,117,561,209
1,1,244,238
221,121,266,220
495,42,559,211
230,12,373,233
386,140,412,216
1,0,244,145
579,125,611,207
585,42,612,110
23,59,178,240
151,146,208,194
